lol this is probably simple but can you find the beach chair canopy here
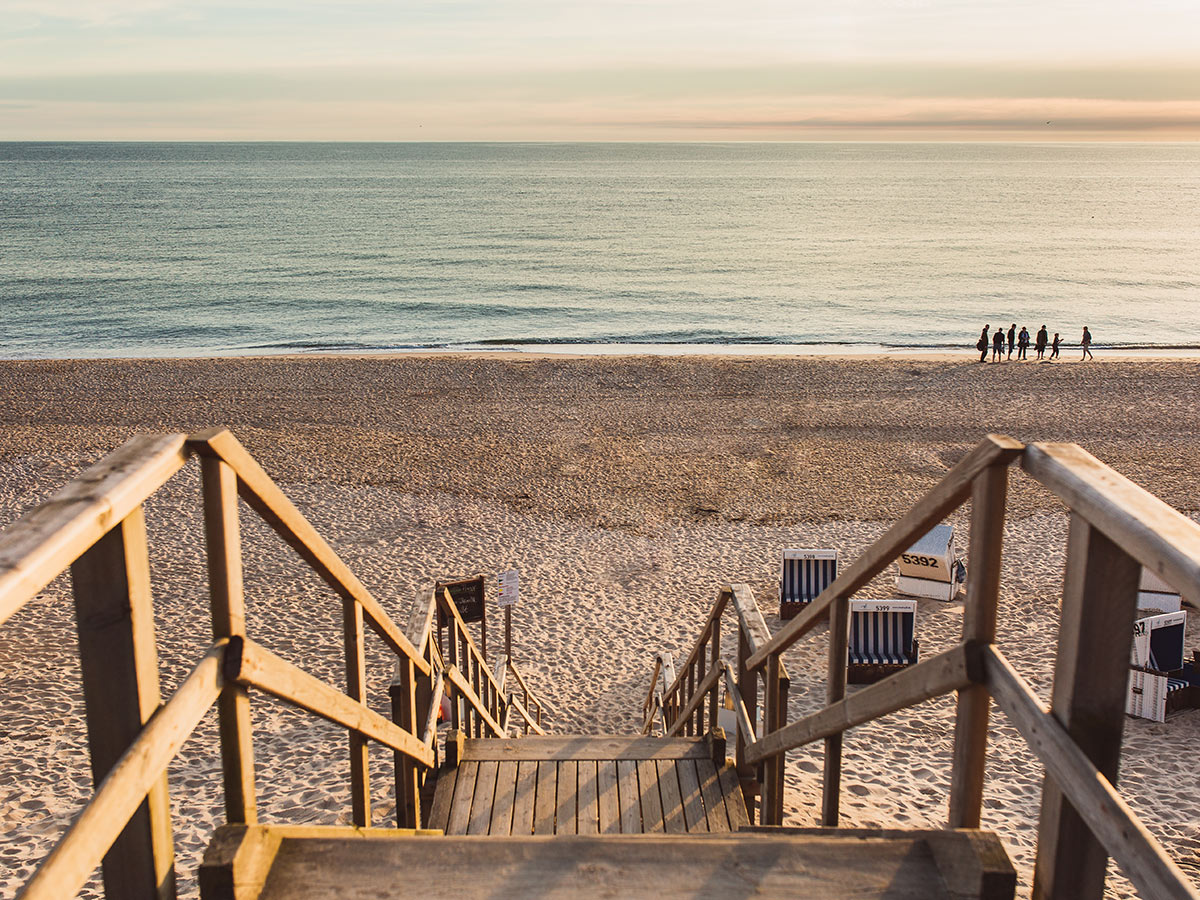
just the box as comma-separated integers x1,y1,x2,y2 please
1132,610,1186,673
848,599,918,666
779,549,838,620
896,524,965,602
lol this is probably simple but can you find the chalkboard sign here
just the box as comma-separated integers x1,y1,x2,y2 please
436,575,486,625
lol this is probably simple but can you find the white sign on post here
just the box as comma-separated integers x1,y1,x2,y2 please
498,569,519,608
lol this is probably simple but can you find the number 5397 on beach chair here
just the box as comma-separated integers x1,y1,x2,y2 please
779,548,838,620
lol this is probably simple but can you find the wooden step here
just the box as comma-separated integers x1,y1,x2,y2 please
429,735,749,835
200,825,1016,900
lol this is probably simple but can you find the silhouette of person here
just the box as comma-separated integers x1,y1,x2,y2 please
1050,332,1061,359
1081,326,1093,360
1017,326,1030,360
992,329,1005,362
1035,325,1048,360
1007,324,1016,359
978,325,990,362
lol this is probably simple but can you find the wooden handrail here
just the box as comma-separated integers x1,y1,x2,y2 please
189,430,430,678
984,646,1200,900
720,663,756,750
665,664,723,738
505,695,547,736
443,664,505,736
745,434,1024,671
506,659,553,716
18,640,226,900
663,589,728,701
436,587,504,701
0,434,189,627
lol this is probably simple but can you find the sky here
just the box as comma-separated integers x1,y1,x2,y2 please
2,0,1199,141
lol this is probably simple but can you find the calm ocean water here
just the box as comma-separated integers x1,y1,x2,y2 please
1,142,1198,358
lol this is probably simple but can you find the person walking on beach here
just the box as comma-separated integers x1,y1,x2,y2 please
1035,325,1048,360
1050,332,1061,359
1007,324,1016,360
978,325,990,362
1017,326,1030,360
992,328,1005,362
1081,326,1094,360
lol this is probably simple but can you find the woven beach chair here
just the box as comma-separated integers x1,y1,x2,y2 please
779,549,838,620
896,524,966,602
1127,610,1199,722
846,599,919,685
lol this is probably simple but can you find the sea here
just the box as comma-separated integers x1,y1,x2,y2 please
1,142,1198,359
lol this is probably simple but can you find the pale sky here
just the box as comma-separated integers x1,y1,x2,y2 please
2,0,1199,140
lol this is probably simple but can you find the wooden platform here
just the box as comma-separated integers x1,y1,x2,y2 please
200,825,1016,900
428,735,749,835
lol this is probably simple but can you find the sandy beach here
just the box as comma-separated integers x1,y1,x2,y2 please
1,353,1198,898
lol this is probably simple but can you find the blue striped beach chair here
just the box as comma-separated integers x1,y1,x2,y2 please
779,549,838,621
1127,610,1199,722
847,599,919,684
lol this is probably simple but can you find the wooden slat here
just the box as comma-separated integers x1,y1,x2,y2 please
343,599,370,827
722,665,757,752
509,761,537,836
746,434,1025,671
718,763,751,830
696,757,731,832
0,434,189,627
19,642,225,900
596,761,621,835
663,590,728,700
426,768,457,833
1033,515,1142,900
505,695,546,736
657,760,687,834
445,761,478,835
466,761,498,835
200,455,257,826
556,762,577,835
489,761,518,836
949,461,1008,829
676,760,707,833
70,506,175,900
460,736,711,761
762,654,783,826
189,430,429,677
822,592,850,827
748,645,977,765
405,587,437,659
985,647,1199,900
576,761,600,835
664,665,722,738
533,761,558,835
1023,442,1200,607
635,759,665,833
236,638,434,768
617,759,642,834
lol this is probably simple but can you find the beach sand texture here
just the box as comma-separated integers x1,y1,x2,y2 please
1,355,1198,899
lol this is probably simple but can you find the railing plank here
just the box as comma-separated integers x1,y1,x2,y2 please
18,642,225,900
436,587,504,701
664,590,728,701
1024,442,1200,606
745,434,1024,671
746,645,977,766
506,695,547,737
721,664,757,752
343,599,371,827
443,664,506,737
664,665,722,738
0,433,188,626
188,429,429,677
985,646,1200,900
822,592,850,826
235,638,434,768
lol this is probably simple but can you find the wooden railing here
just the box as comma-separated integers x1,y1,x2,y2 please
651,435,1200,900
0,430,440,900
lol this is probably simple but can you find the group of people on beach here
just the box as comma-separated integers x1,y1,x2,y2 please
976,324,1093,362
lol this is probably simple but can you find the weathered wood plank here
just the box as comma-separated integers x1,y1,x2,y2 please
823,591,849,827
342,599,370,827
0,434,188,627
426,768,457,833
635,759,665,833
509,760,537,837
665,665,722,738
695,757,730,832
532,761,557,835
596,761,621,835
718,763,751,830
675,760,707,833
656,759,687,834
617,759,642,834
985,646,1198,900
576,761,600,835
460,736,711,761
466,761,497,836
556,762,577,835
488,761,518,836
663,590,728,701
746,435,1024,671
442,665,504,738
20,642,225,900
444,761,477,835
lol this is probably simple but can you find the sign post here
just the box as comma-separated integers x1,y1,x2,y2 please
497,569,519,661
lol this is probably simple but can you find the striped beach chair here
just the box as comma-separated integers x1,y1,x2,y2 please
846,599,919,684
1127,610,1198,722
779,549,838,621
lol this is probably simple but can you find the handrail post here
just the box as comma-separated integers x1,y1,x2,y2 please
200,456,257,827
763,653,782,826
70,506,176,899
735,629,758,822
948,463,1008,827
343,598,371,826
448,617,461,732
822,594,849,826
1032,513,1141,900
391,658,420,828
709,618,720,734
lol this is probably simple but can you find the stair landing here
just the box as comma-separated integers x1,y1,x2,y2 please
429,735,748,835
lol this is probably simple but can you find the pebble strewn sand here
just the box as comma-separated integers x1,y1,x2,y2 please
1,354,1198,898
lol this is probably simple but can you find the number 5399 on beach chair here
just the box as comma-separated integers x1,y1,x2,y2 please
779,548,838,620
847,599,920,685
